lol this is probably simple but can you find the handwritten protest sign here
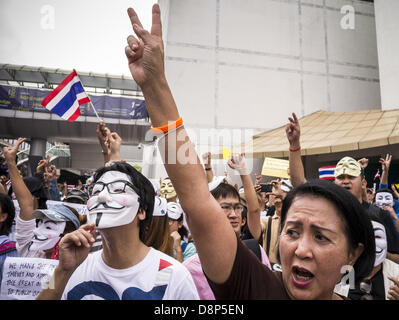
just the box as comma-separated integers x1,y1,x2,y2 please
0,257,58,300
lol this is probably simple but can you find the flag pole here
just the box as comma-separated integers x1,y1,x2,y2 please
73,68,102,122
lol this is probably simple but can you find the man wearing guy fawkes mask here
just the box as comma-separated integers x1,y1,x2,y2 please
348,217,399,300
37,130,199,300
374,189,399,235
375,188,395,209
160,177,177,203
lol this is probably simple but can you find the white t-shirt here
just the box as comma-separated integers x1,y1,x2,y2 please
15,216,46,258
62,248,200,300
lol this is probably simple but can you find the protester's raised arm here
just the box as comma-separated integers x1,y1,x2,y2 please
96,121,111,164
286,113,306,188
202,152,214,183
107,131,123,162
125,4,237,284
2,138,34,221
228,154,262,240
380,153,392,186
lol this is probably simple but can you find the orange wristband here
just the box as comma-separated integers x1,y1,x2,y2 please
151,117,183,134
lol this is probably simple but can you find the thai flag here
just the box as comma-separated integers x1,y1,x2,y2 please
41,70,90,122
67,185,75,191
318,165,336,180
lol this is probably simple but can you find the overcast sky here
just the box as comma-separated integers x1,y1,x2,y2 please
0,0,156,76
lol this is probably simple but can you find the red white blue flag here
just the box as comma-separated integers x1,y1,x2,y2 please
374,169,381,181
41,70,90,122
318,165,336,180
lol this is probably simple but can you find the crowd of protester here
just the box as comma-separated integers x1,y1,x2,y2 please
1,4,399,300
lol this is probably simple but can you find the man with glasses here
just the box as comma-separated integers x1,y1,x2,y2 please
37,130,199,300
183,158,271,299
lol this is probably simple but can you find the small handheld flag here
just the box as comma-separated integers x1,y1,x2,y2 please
374,169,381,181
222,146,231,160
41,70,92,122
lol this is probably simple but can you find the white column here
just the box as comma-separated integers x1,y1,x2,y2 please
374,0,399,110
28,138,47,176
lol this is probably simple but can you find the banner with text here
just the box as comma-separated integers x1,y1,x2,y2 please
0,84,148,119
0,257,59,300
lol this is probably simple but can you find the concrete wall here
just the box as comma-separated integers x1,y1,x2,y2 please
163,0,380,132
152,0,381,180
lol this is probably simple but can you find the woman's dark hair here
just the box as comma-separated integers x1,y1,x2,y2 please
174,215,189,240
0,193,15,236
92,162,155,242
279,179,375,283
211,183,240,201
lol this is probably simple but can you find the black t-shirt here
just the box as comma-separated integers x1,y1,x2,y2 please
362,201,399,254
348,268,385,300
206,234,290,299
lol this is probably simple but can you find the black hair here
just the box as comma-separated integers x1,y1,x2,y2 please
92,162,155,242
175,215,189,240
375,188,393,196
8,174,48,209
0,193,15,236
279,179,375,283
211,183,240,201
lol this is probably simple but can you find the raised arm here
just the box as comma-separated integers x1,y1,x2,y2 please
125,4,237,284
228,154,262,241
380,153,392,186
286,113,306,187
202,152,214,183
2,138,34,221
107,130,123,162
96,120,111,164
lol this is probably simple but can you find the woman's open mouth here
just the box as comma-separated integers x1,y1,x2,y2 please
292,266,314,288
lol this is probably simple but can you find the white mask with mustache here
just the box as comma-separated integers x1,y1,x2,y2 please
372,221,387,267
87,171,140,229
375,192,393,209
29,218,66,251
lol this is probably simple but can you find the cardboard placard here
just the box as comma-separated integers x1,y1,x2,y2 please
0,257,58,300
261,157,290,178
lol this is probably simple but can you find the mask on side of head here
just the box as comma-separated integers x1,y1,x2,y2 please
160,178,176,200
375,192,394,209
29,217,66,252
86,171,140,229
372,221,387,267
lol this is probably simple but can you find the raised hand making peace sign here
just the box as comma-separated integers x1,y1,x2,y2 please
125,5,164,88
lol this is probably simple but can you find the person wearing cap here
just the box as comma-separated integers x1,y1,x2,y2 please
63,188,103,255
167,201,196,262
286,113,399,264
2,138,84,259
63,188,89,205
37,126,199,300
